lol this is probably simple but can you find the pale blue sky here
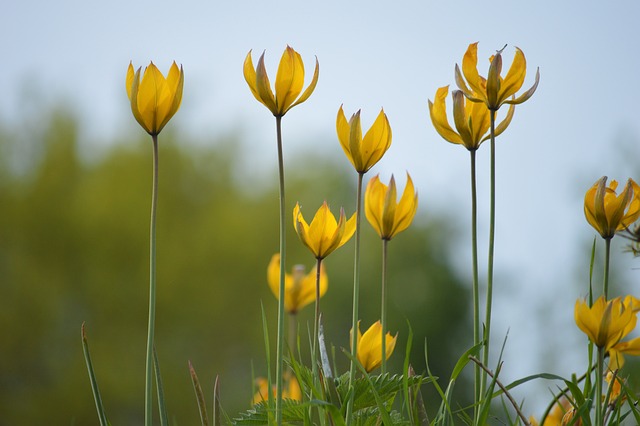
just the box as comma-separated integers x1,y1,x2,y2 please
3,0,640,415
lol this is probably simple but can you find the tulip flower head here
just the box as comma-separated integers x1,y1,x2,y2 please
243,46,319,117
428,85,514,151
350,320,397,373
365,173,418,240
293,202,356,260
337,106,392,174
455,42,539,111
584,177,640,240
267,253,328,315
252,374,301,405
126,61,184,136
575,296,640,369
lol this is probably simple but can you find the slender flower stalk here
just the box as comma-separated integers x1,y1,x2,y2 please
347,172,364,425
364,173,417,373
293,201,355,377
428,83,512,409
275,115,286,421
126,61,183,426
336,107,392,423
454,44,538,410
244,46,318,424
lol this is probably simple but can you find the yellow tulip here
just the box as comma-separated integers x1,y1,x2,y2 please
252,374,302,405
575,296,640,369
336,106,392,174
267,253,328,315
350,320,397,372
584,177,640,239
455,42,539,111
428,85,514,151
243,46,319,117
365,173,418,240
293,202,356,260
126,61,184,136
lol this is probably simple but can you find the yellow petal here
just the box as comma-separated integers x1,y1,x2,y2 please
461,43,487,102
290,56,319,111
498,47,527,105
255,52,277,114
275,46,304,114
360,108,392,172
392,173,418,237
428,86,463,146
126,62,135,100
243,51,261,101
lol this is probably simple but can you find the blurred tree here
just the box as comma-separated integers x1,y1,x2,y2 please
0,106,469,425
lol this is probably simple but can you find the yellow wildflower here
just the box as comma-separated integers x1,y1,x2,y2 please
243,46,319,117
126,61,184,136
575,296,640,369
293,202,356,260
584,177,640,239
455,42,539,111
350,320,397,372
267,253,327,314
336,106,392,174
428,85,514,151
364,173,418,240
252,374,302,405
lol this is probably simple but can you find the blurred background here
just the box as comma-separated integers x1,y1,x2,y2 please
2,0,640,424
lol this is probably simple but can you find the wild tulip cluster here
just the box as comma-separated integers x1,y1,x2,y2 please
81,41,640,426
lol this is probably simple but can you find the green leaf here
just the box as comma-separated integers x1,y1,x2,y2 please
81,323,109,426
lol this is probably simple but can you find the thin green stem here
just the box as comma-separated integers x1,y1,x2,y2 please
275,115,286,426
145,134,159,426
312,257,323,379
603,238,611,299
480,110,497,400
595,346,605,426
346,172,364,425
469,149,480,419
381,238,389,375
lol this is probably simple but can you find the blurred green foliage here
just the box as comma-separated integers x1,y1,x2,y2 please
0,106,470,425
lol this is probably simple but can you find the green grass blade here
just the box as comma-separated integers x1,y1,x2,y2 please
81,323,109,426
153,346,169,426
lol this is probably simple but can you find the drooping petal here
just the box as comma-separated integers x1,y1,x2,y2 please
428,86,463,145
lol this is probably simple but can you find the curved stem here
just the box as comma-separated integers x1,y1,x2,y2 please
346,172,364,425
603,238,611,299
469,149,480,417
381,238,389,375
481,110,497,399
275,115,286,425
145,134,159,426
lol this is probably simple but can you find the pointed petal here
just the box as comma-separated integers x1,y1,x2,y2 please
504,67,540,106
498,47,527,105
461,43,487,100
243,51,261,100
289,56,319,111
255,52,277,114
126,62,135,100
275,46,304,114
